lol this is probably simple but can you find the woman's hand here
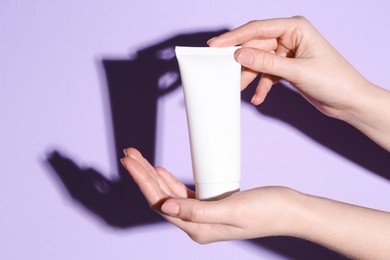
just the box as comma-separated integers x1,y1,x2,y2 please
209,16,371,119
120,148,302,244
121,148,390,258
209,16,390,151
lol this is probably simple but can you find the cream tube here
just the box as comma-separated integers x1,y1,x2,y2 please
175,46,241,200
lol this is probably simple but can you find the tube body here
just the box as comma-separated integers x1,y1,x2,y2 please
175,46,241,200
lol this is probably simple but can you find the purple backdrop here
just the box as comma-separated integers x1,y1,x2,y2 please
2,1,390,259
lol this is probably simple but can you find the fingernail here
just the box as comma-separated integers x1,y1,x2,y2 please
207,36,224,46
207,37,217,45
120,158,127,169
251,94,260,105
236,50,254,66
123,149,128,156
161,201,180,215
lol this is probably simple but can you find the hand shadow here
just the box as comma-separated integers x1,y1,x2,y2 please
44,30,226,228
241,79,390,181
46,150,165,228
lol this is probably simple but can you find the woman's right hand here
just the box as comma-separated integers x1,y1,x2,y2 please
208,16,372,120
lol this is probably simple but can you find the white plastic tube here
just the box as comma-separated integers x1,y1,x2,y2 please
175,46,241,200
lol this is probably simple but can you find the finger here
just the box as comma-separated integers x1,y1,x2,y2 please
251,74,280,105
241,38,278,51
161,198,234,225
124,148,158,178
123,148,193,202
241,67,259,91
235,47,300,82
123,147,176,196
155,167,196,199
208,17,297,47
121,156,168,207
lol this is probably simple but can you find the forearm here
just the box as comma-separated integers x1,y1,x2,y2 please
290,193,390,259
341,82,390,152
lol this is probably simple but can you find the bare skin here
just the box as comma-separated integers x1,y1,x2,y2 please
121,16,390,259
209,16,390,151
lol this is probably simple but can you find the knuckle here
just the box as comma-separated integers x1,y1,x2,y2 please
246,19,260,26
188,203,204,223
291,15,312,29
291,15,309,25
154,166,164,174
257,53,274,73
292,15,307,21
142,177,155,188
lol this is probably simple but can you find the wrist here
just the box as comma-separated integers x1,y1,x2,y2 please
339,81,390,150
338,80,377,122
267,187,310,237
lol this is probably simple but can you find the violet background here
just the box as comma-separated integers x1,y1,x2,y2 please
2,0,390,259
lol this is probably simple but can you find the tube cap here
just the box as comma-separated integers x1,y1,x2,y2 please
196,182,240,201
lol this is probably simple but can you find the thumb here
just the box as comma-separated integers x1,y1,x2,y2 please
235,47,299,82
161,198,231,224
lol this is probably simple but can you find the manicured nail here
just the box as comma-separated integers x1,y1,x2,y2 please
161,201,180,215
236,50,254,66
